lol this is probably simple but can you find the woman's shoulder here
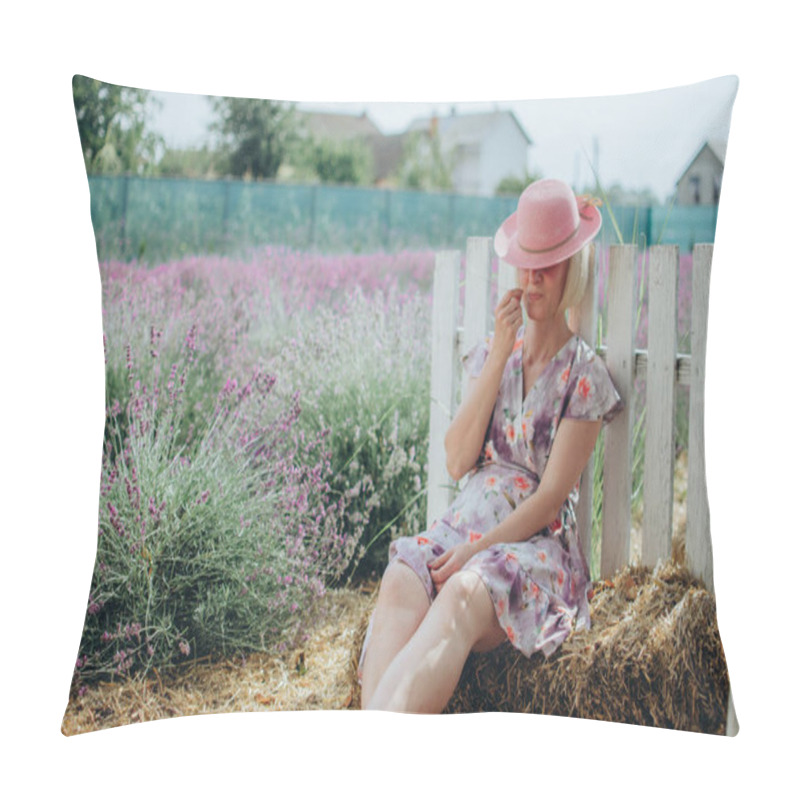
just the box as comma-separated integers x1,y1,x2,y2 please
573,335,600,361
570,335,614,375
563,335,623,423
564,335,617,389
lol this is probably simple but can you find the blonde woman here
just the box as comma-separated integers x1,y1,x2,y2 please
359,179,622,713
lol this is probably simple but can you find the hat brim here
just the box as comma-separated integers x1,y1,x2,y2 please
494,205,602,270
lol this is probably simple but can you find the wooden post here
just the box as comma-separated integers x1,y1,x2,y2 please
383,190,392,250
447,194,456,246
308,185,317,248
569,245,599,567
120,174,130,259
601,245,637,578
686,244,714,592
222,179,231,247
642,245,679,567
427,251,460,529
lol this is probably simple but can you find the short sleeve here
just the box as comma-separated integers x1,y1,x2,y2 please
563,343,623,424
461,335,492,378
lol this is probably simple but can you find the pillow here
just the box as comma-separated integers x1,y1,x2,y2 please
63,75,738,736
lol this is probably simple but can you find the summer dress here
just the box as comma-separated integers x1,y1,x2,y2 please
358,326,622,679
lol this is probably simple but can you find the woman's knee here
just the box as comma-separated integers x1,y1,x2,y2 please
376,560,429,613
435,569,485,605
432,571,498,641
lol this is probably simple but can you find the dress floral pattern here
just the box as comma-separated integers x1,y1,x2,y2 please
358,326,622,679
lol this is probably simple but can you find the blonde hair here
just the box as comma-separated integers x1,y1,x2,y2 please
558,243,593,315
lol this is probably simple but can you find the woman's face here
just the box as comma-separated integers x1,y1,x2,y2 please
516,259,569,322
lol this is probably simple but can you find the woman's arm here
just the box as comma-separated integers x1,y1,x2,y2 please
475,417,602,550
443,354,504,481
431,417,602,591
444,288,523,481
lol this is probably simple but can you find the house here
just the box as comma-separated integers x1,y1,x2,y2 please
404,109,533,196
276,110,383,183
675,139,727,205
295,110,382,142
285,107,533,195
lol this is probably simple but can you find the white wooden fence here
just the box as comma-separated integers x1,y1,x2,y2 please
426,237,737,735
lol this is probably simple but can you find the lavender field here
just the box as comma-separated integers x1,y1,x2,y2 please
73,244,694,692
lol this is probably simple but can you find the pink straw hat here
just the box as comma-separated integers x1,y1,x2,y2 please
494,178,603,270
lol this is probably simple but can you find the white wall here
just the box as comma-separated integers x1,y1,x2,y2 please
677,145,723,205
481,115,530,195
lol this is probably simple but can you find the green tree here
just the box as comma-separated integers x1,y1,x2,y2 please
156,146,223,179
393,129,453,191
212,97,298,180
292,137,374,185
72,75,162,175
494,170,543,196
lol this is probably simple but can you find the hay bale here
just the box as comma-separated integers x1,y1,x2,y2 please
351,561,730,733
347,593,377,710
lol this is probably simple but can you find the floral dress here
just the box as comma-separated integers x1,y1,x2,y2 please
358,326,622,679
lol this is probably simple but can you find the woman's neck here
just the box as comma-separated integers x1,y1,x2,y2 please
522,316,573,366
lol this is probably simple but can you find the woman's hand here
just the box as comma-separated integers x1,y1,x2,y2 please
428,542,477,595
491,288,524,362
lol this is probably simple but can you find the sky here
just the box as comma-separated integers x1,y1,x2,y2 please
150,75,737,202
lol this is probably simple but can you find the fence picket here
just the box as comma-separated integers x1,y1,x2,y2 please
642,245,679,566
462,239,493,405
496,258,518,305
427,251,460,529
601,245,637,578
686,244,714,592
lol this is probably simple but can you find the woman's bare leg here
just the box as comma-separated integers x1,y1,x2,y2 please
366,570,506,714
360,561,430,709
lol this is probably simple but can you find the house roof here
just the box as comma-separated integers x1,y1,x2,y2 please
296,110,382,141
675,138,727,185
706,138,727,163
407,109,533,146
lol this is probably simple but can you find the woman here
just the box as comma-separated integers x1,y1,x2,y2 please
359,178,622,713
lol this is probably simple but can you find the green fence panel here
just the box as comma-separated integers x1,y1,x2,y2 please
225,182,314,253
85,175,720,263
387,190,452,250
651,205,718,251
